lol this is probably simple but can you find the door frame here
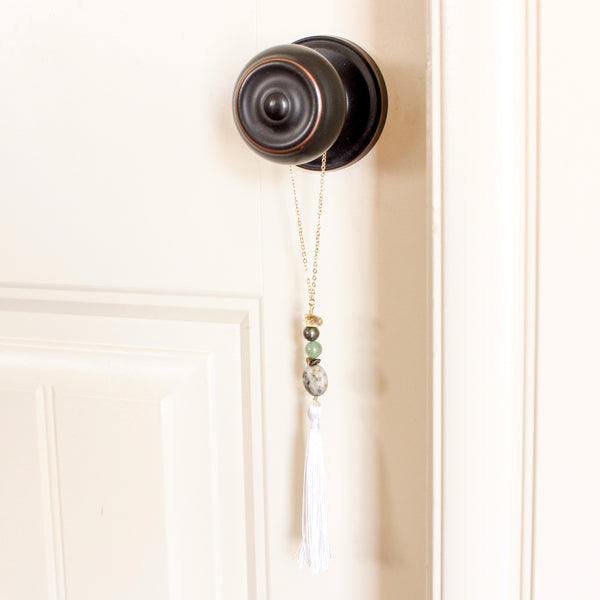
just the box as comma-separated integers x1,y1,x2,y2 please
429,1,538,598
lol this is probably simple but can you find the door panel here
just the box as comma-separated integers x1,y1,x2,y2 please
54,388,169,600
0,390,49,599
0,289,264,599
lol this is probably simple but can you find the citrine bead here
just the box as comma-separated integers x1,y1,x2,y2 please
304,313,323,327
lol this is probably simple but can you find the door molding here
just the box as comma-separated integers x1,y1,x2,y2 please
429,1,539,598
0,285,267,600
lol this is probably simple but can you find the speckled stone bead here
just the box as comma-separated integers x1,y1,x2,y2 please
302,364,328,396
305,341,322,358
303,326,320,341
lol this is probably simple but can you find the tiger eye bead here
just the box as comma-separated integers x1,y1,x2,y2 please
303,326,320,341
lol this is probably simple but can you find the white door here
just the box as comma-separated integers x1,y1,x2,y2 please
0,2,428,599
432,1,600,599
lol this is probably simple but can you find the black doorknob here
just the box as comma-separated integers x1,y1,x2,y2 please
233,36,388,170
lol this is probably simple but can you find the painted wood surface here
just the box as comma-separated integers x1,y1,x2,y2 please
0,1,428,598
432,1,600,598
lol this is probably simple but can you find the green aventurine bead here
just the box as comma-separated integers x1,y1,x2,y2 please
305,341,322,359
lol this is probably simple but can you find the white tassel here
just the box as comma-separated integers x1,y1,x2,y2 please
297,400,331,573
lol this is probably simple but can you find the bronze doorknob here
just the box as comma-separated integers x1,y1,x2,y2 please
233,36,388,170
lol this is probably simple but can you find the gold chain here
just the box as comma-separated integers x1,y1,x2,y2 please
289,153,327,314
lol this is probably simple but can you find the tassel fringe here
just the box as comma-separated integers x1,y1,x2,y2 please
297,401,330,573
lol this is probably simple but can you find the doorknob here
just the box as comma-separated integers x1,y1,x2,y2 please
233,35,387,170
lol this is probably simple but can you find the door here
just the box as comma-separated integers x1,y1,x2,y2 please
0,2,428,599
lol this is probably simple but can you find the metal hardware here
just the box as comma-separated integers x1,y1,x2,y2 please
233,35,388,170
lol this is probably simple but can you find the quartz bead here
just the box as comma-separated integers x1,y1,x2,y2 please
302,364,328,396
303,326,320,341
305,341,322,358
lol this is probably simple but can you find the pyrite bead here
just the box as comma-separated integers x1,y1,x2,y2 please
305,341,322,358
303,326,320,341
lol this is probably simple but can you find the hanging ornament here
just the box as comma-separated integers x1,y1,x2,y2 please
290,153,331,573
231,35,388,575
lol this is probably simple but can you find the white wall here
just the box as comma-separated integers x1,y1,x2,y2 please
534,1,600,597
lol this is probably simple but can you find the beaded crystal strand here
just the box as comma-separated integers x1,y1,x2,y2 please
302,315,327,394
291,153,331,573
297,312,330,573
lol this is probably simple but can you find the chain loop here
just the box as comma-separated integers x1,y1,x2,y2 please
289,153,327,312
